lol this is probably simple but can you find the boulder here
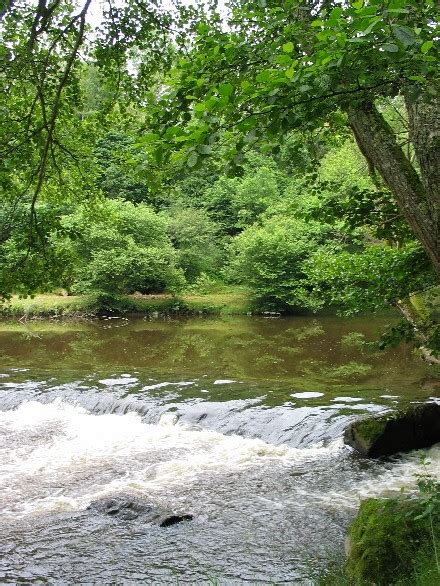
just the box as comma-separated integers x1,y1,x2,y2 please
87,496,193,526
344,402,440,457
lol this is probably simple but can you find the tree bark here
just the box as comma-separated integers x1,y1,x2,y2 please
347,99,440,279
405,92,440,221
396,298,440,365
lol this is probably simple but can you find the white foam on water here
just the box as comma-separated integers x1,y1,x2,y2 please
332,397,363,403
159,412,178,426
290,392,324,399
6,399,433,524
213,380,235,385
98,377,138,386
317,444,440,510
0,399,342,519
140,381,194,391
141,382,173,391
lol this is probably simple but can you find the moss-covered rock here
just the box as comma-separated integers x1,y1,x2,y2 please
346,497,429,585
344,402,440,457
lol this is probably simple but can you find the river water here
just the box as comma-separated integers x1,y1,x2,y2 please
1,315,440,584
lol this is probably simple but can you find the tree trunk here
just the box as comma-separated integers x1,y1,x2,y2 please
405,92,440,222
347,99,440,279
396,298,440,365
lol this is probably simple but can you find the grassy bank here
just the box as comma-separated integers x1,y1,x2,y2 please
0,289,253,318
315,472,440,586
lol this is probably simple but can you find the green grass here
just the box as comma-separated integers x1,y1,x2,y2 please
0,289,253,318
0,294,92,317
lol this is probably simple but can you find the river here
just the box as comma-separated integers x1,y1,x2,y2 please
1,315,439,583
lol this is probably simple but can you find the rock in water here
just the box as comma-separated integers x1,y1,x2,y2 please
87,496,193,526
344,402,440,457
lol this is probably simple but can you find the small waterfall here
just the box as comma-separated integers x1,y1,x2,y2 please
0,375,367,448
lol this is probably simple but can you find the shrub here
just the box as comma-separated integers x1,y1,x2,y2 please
227,216,336,311
74,243,185,295
164,206,222,281
58,199,186,296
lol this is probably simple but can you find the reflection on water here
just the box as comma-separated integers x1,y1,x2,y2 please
0,315,439,583
0,315,436,394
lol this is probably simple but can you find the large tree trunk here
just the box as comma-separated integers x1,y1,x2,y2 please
346,98,440,279
396,297,440,365
405,93,440,220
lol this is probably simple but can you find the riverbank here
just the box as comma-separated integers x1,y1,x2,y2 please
0,289,254,318
0,290,406,320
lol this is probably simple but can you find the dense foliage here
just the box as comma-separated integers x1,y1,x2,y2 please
0,0,439,358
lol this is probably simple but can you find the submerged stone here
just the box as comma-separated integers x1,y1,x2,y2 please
87,496,193,526
344,402,440,457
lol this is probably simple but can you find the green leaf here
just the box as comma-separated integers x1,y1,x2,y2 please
421,41,434,54
328,7,343,23
336,32,347,47
197,23,209,35
135,132,159,145
386,8,409,14
361,17,381,36
392,25,415,48
282,42,294,53
275,54,293,66
164,126,182,139
243,129,256,143
382,43,399,53
256,69,272,83
187,152,199,168
197,144,212,155
285,60,298,79
352,0,364,8
154,147,163,165
219,83,234,97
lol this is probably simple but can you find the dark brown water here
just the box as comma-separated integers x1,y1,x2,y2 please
0,315,439,584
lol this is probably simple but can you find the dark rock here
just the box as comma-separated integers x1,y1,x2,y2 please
87,496,193,526
157,514,193,527
344,401,440,457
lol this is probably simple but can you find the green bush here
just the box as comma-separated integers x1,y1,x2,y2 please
307,244,436,314
227,216,336,311
57,199,185,296
164,206,222,281
0,201,75,299
74,243,185,295
231,166,280,230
